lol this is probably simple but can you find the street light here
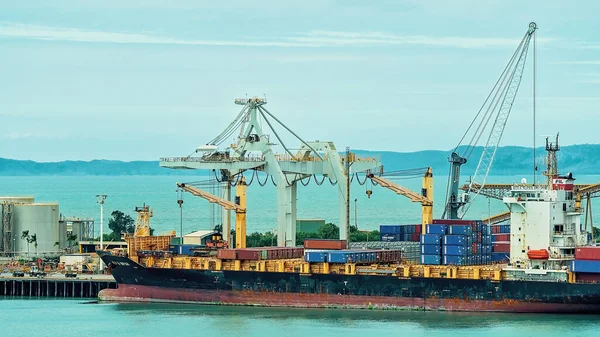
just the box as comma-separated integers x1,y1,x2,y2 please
354,198,358,229
177,188,184,244
96,194,107,250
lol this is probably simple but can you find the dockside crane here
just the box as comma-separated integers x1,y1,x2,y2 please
444,22,537,219
367,167,433,232
177,177,247,248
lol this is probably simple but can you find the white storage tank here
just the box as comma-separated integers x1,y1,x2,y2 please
12,203,60,255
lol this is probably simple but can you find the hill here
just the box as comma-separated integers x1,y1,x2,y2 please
1,144,599,176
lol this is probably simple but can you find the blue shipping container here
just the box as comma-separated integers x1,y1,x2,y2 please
380,225,401,234
443,245,469,256
571,260,600,274
449,225,472,235
421,244,441,255
492,252,509,262
305,251,327,263
421,234,442,245
483,245,493,254
443,235,468,246
421,254,441,265
443,255,468,265
426,224,448,235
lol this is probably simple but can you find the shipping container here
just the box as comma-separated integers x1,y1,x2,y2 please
426,224,448,235
483,245,493,254
304,239,347,250
443,235,468,246
420,234,442,245
443,255,468,265
304,251,328,263
432,219,481,225
443,245,469,256
421,244,441,255
575,272,600,283
575,247,600,261
448,225,472,235
493,243,510,253
236,249,262,260
493,234,511,242
421,254,441,265
379,225,401,234
217,249,237,260
571,260,600,274
491,252,509,262
169,244,202,256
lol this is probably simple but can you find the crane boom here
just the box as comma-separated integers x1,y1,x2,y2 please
177,183,245,212
367,168,433,232
177,179,248,248
464,23,536,216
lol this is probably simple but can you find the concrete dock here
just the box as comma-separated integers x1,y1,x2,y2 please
0,273,116,298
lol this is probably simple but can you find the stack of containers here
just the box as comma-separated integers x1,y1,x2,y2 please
423,219,492,266
305,249,403,264
380,224,421,242
492,221,511,262
420,224,446,265
216,247,304,261
571,247,600,282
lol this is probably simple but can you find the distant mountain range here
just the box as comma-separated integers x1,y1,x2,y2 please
1,144,599,176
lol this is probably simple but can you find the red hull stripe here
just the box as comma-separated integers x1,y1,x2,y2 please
99,285,600,313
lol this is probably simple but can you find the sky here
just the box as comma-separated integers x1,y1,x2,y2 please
0,0,599,161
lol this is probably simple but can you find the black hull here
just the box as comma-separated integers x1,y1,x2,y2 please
100,254,600,313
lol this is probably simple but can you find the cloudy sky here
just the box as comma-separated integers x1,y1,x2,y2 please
1,1,599,161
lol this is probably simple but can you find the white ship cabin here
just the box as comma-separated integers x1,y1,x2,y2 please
503,173,587,269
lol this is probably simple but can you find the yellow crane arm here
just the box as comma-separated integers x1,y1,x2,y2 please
367,167,433,231
482,211,510,225
176,183,246,212
367,174,432,205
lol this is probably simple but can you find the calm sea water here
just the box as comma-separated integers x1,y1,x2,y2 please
1,298,600,337
1,174,600,236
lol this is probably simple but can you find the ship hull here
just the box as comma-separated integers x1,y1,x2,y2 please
99,254,600,313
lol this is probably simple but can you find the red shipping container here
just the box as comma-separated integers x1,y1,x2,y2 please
217,249,237,260
411,233,420,242
576,272,600,283
472,243,478,254
236,249,262,260
494,234,510,242
492,226,500,234
575,247,600,261
415,225,422,233
304,239,347,250
493,243,510,253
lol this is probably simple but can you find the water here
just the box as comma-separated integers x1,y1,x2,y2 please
1,298,599,337
2,174,600,236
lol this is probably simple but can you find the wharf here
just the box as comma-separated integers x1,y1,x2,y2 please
0,274,116,298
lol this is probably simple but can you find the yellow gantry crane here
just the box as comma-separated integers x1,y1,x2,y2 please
177,177,247,248
367,167,433,233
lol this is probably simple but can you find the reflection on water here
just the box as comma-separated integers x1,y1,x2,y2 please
111,301,600,329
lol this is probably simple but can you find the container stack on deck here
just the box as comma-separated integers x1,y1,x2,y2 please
217,247,304,260
420,219,492,266
380,224,421,242
492,222,511,262
571,247,600,282
302,239,405,264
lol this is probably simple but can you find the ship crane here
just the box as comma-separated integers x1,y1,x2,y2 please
366,167,433,232
177,179,248,248
444,22,537,219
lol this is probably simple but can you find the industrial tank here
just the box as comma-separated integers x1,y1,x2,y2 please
0,196,34,204
12,203,60,255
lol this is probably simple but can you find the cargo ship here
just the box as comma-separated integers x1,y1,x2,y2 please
98,172,600,313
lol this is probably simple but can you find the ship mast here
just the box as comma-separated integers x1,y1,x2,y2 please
543,134,560,185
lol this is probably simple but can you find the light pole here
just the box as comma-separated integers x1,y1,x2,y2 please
96,194,107,250
354,198,358,229
177,188,184,244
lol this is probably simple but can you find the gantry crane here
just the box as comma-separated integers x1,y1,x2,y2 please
161,97,380,246
444,22,537,219
134,204,153,237
367,167,433,232
177,177,247,248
